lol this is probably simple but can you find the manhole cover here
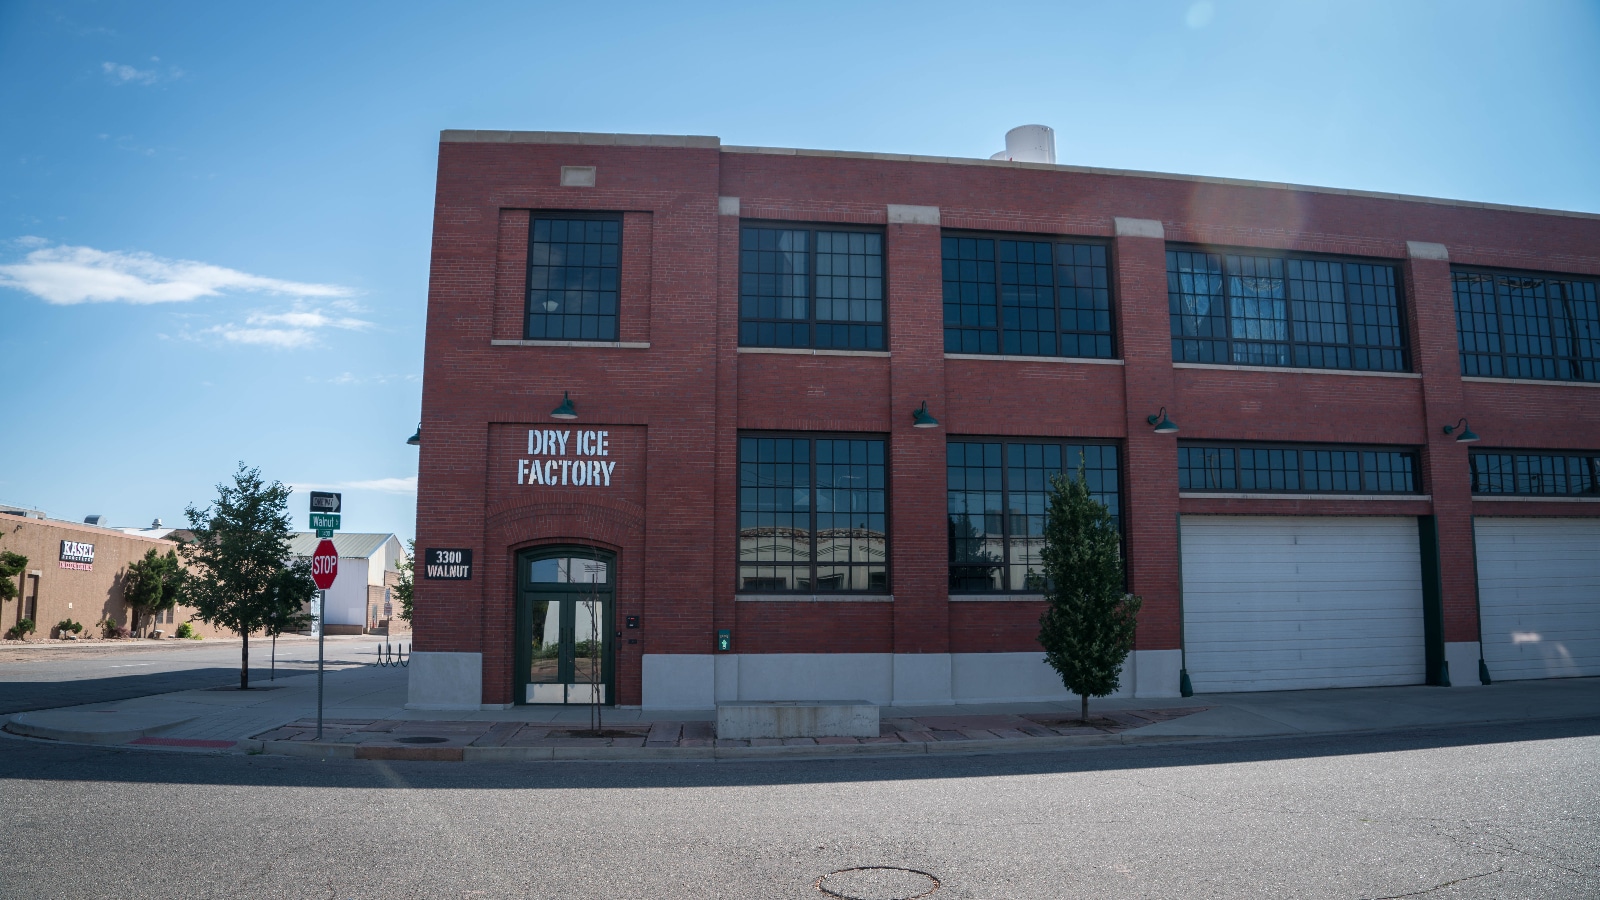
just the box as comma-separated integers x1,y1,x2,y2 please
393,736,449,744
816,866,940,900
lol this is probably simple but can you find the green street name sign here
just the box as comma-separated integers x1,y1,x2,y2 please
315,527,335,539
310,514,341,530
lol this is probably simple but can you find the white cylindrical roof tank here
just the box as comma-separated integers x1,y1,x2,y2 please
1003,124,1055,164
989,151,1009,161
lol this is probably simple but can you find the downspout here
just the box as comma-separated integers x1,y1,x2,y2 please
1176,512,1193,697
1469,515,1491,684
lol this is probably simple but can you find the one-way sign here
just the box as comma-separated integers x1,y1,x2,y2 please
309,491,342,513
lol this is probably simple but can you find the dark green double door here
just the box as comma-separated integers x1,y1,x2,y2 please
515,548,615,705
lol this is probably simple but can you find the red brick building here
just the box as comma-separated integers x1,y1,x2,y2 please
407,129,1600,711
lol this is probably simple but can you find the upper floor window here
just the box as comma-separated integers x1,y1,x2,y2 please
1168,249,1407,372
526,215,620,341
947,440,1120,592
740,225,884,350
1470,450,1599,496
1178,442,1420,494
738,435,888,593
943,235,1115,358
1453,268,1600,382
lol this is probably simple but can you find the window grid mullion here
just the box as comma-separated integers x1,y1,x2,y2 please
809,440,818,590
999,443,1012,591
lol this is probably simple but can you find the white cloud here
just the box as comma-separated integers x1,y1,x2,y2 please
102,59,182,85
200,305,373,349
0,241,354,306
294,477,417,495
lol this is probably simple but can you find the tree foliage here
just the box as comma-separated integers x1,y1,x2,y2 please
1037,466,1143,722
393,539,415,622
263,560,317,639
0,549,28,605
176,463,303,689
124,548,184,636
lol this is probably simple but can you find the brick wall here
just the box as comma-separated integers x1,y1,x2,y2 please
419,135,1600,705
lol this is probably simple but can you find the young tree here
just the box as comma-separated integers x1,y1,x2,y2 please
1037,466,1143,723
263,561,317,679
176,463,303,690
123,548,184,637
392,539,414,622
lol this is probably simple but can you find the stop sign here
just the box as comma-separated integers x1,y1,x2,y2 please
310,539,339,590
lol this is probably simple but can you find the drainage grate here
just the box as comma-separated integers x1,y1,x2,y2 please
816,867,940,900
392,736,449,744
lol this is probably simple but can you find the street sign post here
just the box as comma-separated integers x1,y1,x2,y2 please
310,537,338,739
309,491,342,514
309,513,341,530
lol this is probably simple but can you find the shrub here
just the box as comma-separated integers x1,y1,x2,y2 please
55,618,83,636
174,621,200,640
6,618,36,640
97,618,129,639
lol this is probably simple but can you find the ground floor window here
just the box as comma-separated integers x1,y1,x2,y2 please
947,440,1120,593
738,434,888,592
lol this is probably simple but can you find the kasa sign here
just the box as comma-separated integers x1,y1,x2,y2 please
517,429,617,488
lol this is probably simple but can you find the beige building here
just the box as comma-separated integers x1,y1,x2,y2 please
0,512,230,640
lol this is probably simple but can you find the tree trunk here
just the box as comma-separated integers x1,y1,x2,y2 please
241,631,249,690
131,608,143,638
271,631,277,681
1080,693,1088,724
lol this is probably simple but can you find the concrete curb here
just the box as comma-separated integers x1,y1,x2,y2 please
233,728,1193,762
4,712,197,745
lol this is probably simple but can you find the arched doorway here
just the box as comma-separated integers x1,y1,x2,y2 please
515,546,615,705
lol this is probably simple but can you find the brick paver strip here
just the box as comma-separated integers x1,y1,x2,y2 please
749,738,783,747
815,736,858,745
471,722,522,748
130,737,236,749
645,722,682,744
781,737,816,746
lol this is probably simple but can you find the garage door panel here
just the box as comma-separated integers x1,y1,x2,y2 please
1475,518,1600,681
1181,516,1426,693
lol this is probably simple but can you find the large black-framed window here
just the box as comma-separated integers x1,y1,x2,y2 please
1178,442,1420,494
739,224,885,350
1470,450,1599,496
942,234,1115,359
1453,268,1600,382
738,434,888,593
947,440,1121,593
525,214,621,341
1168,248,1407,372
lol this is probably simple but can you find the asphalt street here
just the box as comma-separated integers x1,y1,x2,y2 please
0,638,387,714
0,716,1594,899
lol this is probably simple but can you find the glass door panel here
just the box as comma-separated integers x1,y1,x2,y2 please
520,552,613,705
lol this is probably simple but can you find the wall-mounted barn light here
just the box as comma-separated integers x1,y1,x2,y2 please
1146,407,1179,434
550,392,578,420
912,401,940,429
1443,418,1479,443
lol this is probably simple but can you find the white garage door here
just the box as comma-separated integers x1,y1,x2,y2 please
1181,516,1426,692
1475,517,1600,681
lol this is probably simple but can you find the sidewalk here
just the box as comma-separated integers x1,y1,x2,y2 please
4,662,1597,761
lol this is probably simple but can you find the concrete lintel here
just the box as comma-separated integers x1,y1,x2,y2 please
1407,241,1449,260
441,130,720,149
887,204,940,226
1113,217,1165,239
718,196,740,216
560,166,596,187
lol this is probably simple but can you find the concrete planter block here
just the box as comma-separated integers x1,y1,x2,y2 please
716,701,878,739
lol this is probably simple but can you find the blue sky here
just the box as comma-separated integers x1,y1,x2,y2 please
2,1,1597,540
